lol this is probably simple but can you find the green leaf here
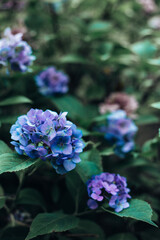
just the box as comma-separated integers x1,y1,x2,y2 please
87,148,102,171
0,153,41,174
86,84,106,100
50,95,98,126
71,219,105,240
58,55,89,64
140,229,160,240
1,227,28,240
76,160,101,183
79,150,91,161
80,148,102,171
136,115,159,125
131,41,157,58
16,188,46,211
0,140,12,155
108,233,137,240
92,113,109,122
25,212,79,240
88,21,111,35
51,185,60,203
100,147,114,156
0,185,5,209
65,171,85,211
147,58,160,66
102,199,157,227
0,96,32,106
0,115,19,125
150,102,160,109
98,42,113,56
50,95,85,121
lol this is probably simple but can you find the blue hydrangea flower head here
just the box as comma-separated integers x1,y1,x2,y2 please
100,110,138,157
10,109,84,174
0,28,35,72
87,172,131,212
35,66,69,96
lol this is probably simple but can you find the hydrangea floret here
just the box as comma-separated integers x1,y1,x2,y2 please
0,27,35,72
35,66,69,96
10,109,84,174
99,110,138,157
87,172,131,212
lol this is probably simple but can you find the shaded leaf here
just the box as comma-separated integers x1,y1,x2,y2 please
1,227,28,240
58,55,89,64
25,212,79,240
0,153,41,174
50,95,85,121
136,115,159,125
76,160,101,183
71,219,105,240
0,96,32,106
16,188,46,211
100,147,114,156
0,115,19,125
51,185,60,203
65,171,85,211
87,148,102,171
0,140,12,155
50,95,98,126
140,229,160,240
108,233,137,240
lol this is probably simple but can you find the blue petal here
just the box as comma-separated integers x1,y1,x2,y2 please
63,160,76,171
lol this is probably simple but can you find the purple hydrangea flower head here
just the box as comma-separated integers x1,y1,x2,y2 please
87,172,131,212
99,110,138,158
35,66,69,96
0,27,35,72
10,108,84,174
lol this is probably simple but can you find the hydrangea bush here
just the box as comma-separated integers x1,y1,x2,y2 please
0,0,160,240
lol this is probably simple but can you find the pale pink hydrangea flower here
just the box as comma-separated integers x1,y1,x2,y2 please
99,92,138,119
137,0,157,13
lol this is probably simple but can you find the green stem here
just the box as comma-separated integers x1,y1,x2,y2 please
74,190,79,215
16,171,25,198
